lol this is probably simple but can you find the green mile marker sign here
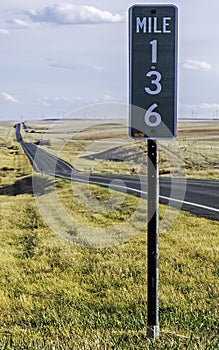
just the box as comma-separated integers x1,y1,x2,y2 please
129,5,178,139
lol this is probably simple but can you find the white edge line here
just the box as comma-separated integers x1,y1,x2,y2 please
45,172,219,214
21,143,40,173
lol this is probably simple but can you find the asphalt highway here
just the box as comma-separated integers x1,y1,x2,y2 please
15,124,219,221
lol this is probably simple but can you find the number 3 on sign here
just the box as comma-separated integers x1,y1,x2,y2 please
144,103,161,127
145,71,162,95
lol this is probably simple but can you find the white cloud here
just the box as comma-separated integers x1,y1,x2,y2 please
103,94,117,102
0,28,9,35
26,3,123,25
200,103,219,109
181,59,212,71
49,62,103,71
7,18,40,29
1,92,18,103
184,103,219,110
37,95,82,107
10,18,29,27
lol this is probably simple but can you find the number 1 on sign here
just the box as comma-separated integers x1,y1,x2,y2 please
150,40,157,63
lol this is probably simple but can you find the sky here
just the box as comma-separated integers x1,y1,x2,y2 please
0,0,219,120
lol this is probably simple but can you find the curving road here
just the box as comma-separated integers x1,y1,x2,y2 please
15,124,219,221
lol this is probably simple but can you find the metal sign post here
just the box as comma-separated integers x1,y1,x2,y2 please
129,5,178,338
147,139,159,338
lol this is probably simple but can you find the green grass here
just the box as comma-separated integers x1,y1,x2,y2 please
0,123,218,349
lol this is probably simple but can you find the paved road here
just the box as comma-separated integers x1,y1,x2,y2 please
15,124,219,221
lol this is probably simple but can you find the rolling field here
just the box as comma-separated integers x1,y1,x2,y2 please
14,119,219,179
0,120,218,349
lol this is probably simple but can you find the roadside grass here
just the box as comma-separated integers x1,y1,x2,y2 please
0,186,218,349
0,136,32,187
53,138,218,179
0,121,218,349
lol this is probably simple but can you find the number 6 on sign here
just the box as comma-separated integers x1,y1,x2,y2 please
144,103,161,127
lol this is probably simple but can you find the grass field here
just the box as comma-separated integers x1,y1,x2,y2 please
14,119,219,179
0,120,218,349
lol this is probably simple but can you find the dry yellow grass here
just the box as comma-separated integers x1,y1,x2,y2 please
0,120,218,349
18,119,218,179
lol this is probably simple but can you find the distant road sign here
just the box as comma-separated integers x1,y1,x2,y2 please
129,5,178,139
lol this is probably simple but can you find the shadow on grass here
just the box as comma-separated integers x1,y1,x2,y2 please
0,175,54,196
